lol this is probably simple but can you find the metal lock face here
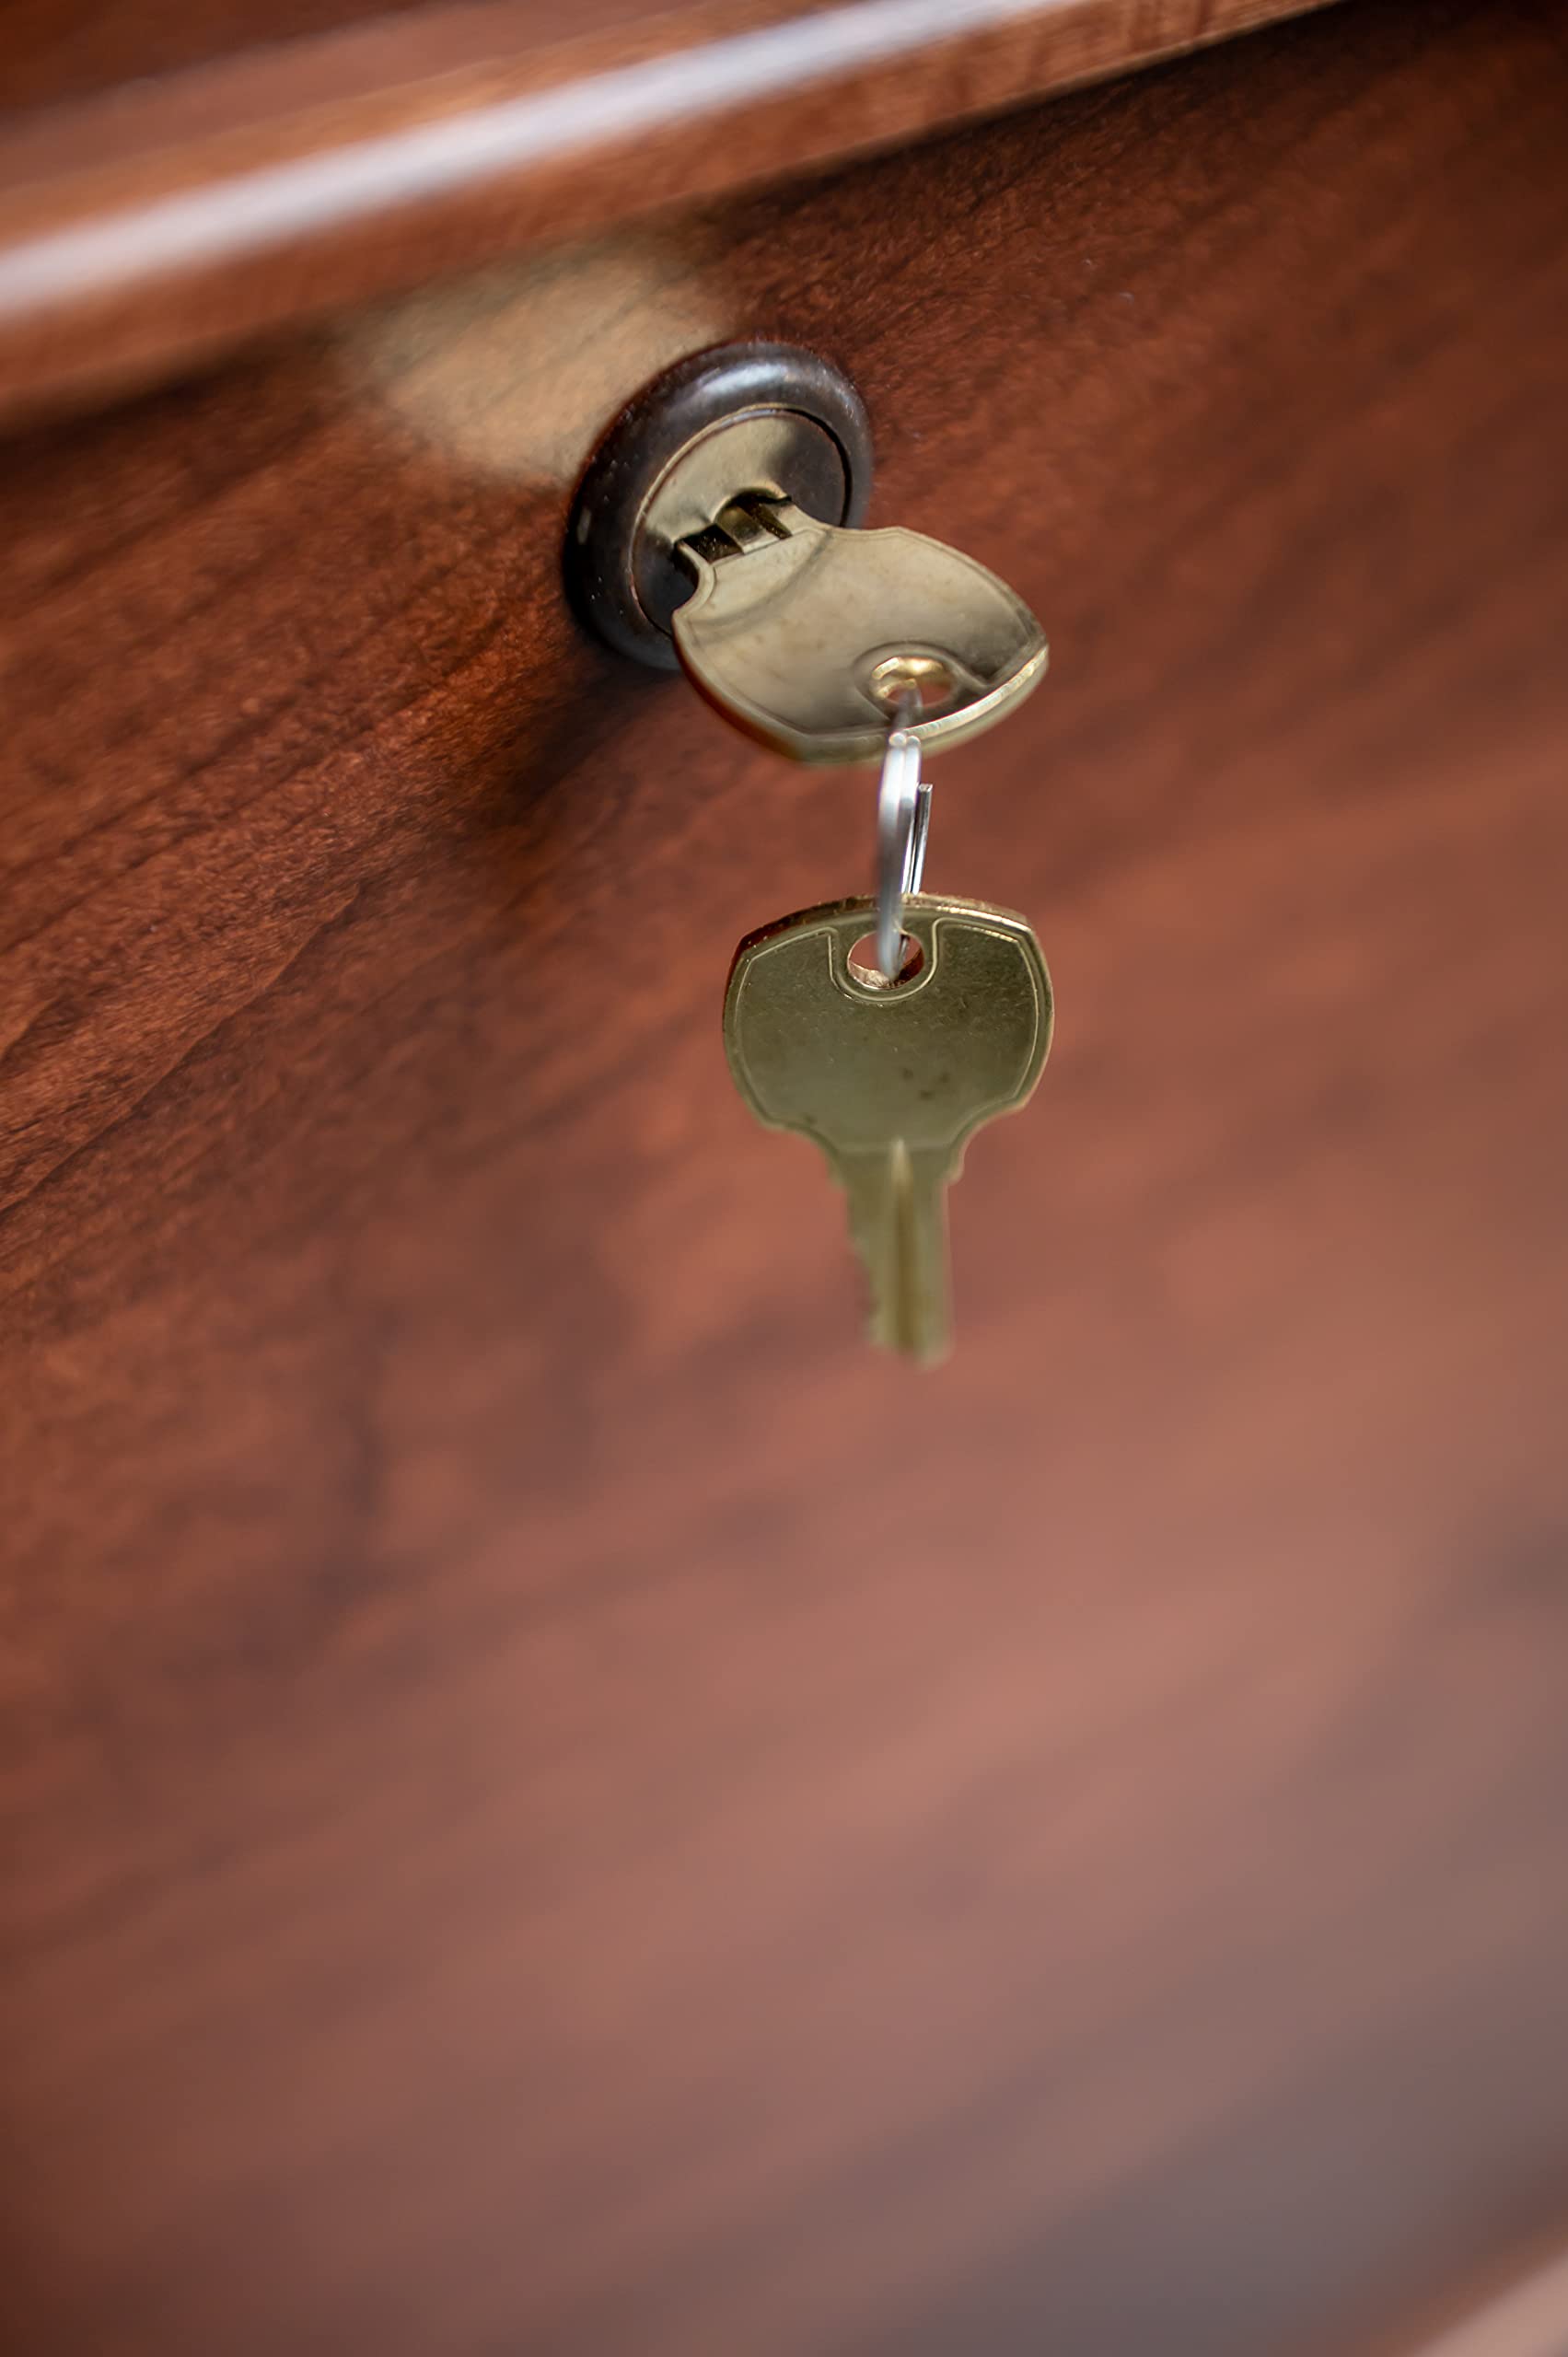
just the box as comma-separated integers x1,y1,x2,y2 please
564,343,872,669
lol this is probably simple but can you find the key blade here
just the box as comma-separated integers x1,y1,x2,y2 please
839,1144,953,1366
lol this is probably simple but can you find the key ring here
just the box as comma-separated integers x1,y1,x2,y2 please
876,728,932,981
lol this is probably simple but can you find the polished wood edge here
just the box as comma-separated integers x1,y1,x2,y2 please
0,0,1339,429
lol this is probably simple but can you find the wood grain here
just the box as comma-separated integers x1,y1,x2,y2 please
2,3,1568,2352
0,0,1338,426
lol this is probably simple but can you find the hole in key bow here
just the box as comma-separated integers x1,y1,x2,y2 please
847,932,924,990
865,652,958,718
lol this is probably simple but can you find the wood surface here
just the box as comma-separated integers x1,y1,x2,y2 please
0,0,1337,425
3,0,440,112
3,2,1568,2351
1367,2247,1568,2357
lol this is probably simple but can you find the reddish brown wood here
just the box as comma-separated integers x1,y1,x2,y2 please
1360,2244,1568,2357
0,0,429,112
0,0,440,112
2,4,1567,2352
0,0,1338,425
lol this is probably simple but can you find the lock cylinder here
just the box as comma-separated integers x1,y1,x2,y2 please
564,342,874,669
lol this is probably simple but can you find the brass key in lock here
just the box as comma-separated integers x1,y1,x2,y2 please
566,342,1047,763
724,896,1052,1362
675,493,1046,764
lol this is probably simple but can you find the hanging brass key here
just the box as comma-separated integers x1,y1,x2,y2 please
724,896,1052,1363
